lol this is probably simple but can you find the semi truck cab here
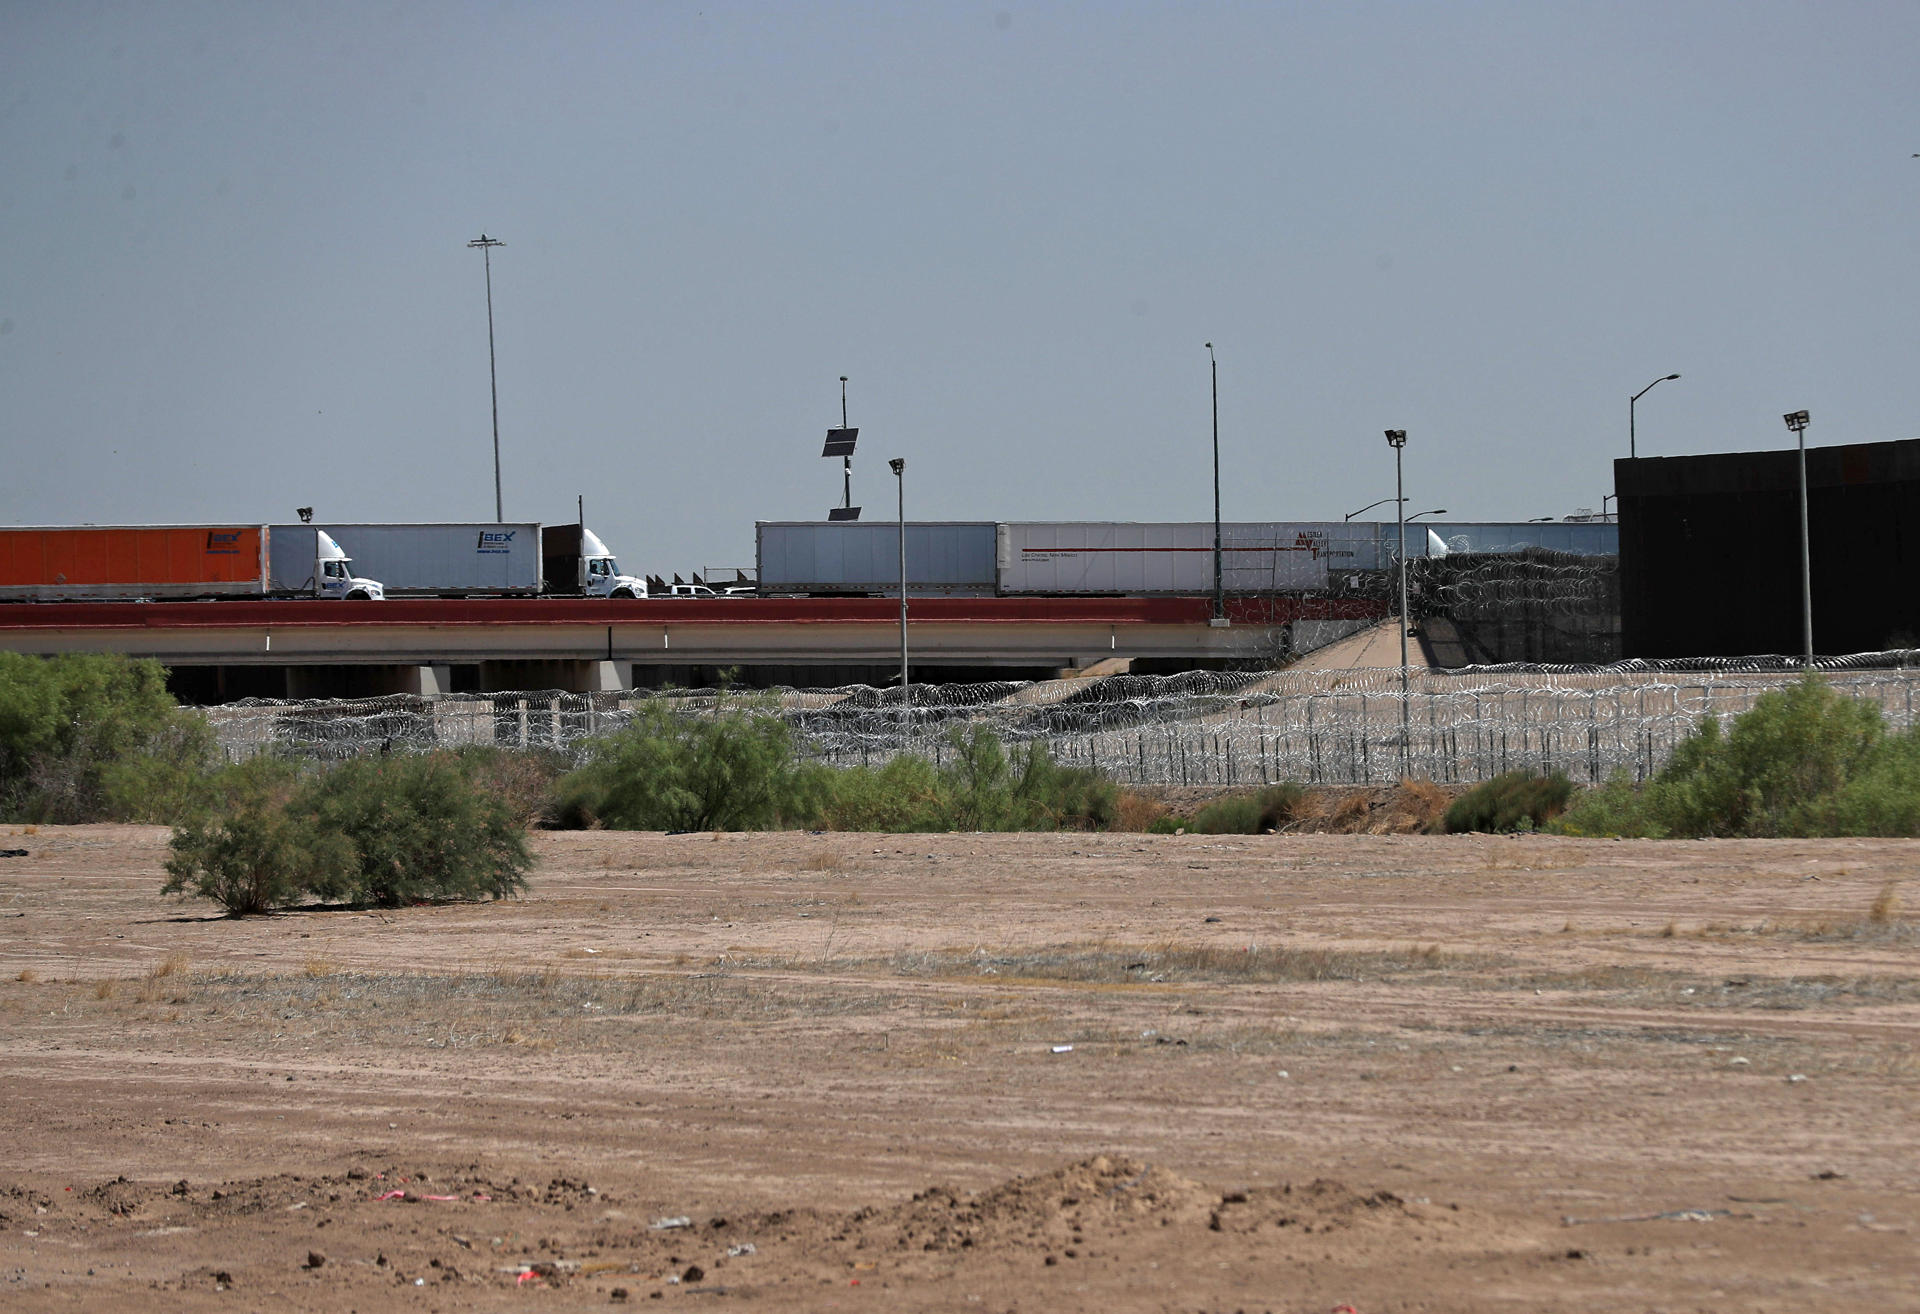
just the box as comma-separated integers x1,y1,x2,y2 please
577,528,648,598
311,531,385,600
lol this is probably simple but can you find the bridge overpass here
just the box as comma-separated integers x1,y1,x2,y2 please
0,595,1385,701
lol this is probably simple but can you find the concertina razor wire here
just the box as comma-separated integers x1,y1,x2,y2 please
195,649,1920,789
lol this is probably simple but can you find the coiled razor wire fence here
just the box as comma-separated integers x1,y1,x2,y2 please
195,650,1920,788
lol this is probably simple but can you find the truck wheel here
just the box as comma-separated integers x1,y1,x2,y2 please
346,589,372,600
611,587,636,599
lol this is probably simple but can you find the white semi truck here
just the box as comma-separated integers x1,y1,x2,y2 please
268,522,647,598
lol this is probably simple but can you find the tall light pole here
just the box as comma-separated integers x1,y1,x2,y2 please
1784,410,1813,667
1629,373,1681,461
1206,343,1223,622
1385,429,1410,769
890,457,909,732
468,234,506,521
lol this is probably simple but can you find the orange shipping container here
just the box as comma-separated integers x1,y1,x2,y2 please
0,527,269,600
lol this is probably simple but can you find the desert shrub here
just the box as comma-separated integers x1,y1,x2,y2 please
553,700,807,831
1189,784,1306,834
163,751,532,914
1444,770,1574,833
448,745,571,828
0,653,214,822
299,753,533,906
803,727,1117,833
162,758,350,916
1791,731,1920,837
1555,676,1903,838
1147,814,1185,834
804,754,948,831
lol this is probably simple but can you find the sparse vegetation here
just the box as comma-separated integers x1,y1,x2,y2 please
1186,784,1306,834
1556,675,1920,838
0,653,213,823
163,752,532,915
1444,770,1574,834
555,711,1117,833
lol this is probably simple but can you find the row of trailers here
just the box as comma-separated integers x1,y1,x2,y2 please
755,519,1620,598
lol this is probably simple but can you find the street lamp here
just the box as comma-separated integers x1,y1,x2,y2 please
1784,410,1813,667
1206,343,1223,622
1344,496,1405,522
1629,373,1681,461
890,457,909,728
1385,429,1411,768
467,234,506,521
1406,508,1447,521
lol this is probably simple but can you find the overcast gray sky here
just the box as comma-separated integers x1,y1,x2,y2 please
4,1,1917,579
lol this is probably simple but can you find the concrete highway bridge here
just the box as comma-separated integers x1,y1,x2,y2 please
0,595,1386,702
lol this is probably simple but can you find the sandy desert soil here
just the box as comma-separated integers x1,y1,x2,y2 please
1,823,1916,1312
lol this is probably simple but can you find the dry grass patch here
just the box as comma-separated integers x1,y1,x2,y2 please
136,953,192,1004
801,849,846,872
772,940,1470,987
15,968,36,983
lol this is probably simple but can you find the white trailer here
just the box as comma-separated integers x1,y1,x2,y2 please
272,523,541,596
756,521,998,596
995,522,1387,595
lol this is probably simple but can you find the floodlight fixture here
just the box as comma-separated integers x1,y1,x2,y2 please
1783,410,1810,433
296,507,314,524
1385,429,1407,448
1528,516,1556,522
889,457,905,475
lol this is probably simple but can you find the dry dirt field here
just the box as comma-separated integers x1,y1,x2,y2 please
2,824,1917,1312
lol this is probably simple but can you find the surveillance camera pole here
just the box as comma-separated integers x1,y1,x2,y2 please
1386,430,1411,772
1784,410,1813,667
841,377,853,511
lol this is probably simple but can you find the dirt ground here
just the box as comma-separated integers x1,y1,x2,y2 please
1,824,1916,1313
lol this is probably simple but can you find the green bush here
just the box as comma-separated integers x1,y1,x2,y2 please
300,754,533,906
162,758,349,916
163,751,532,914
553,700,807,831
1555,675,1920,838
1444,770,1574,834
1189,784,1307,834
0,653,213,823
802,754,948,831
556,711,1116,834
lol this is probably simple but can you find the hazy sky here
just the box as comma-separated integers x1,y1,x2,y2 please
5,2,1918,579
